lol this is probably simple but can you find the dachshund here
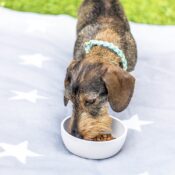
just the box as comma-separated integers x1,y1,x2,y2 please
64,0,137,140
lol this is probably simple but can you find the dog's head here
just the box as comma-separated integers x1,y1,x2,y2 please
64,58,135,139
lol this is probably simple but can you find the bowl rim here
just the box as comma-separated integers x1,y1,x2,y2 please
61,115,127,144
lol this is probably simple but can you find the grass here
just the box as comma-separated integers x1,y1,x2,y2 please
0,0,174,25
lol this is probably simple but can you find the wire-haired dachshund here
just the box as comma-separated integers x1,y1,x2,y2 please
64,0,137,140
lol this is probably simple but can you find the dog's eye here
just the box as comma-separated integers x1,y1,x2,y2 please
85,98,96,106
99,91,106,96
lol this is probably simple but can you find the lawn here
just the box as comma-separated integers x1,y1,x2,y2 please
0,0,174,25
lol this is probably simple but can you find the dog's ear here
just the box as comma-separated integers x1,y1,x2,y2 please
64,96,69,106
64,60,78,106
102,65,135,112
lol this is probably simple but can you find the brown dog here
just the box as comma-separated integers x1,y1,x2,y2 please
64,0,137,140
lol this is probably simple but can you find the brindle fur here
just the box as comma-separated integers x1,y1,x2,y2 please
64,0,137,140
69,105,112,140
74,0,137,71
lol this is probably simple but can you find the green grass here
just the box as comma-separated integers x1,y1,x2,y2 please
0,0,174,25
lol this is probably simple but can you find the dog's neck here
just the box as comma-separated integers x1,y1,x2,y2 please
85,28,122,67
86,46,121,66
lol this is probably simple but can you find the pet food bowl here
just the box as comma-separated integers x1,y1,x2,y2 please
61,115,127,159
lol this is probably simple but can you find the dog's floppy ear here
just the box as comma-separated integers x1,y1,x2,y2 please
64,60,78,106
102,65,135,112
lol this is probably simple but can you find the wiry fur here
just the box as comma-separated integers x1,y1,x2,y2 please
69,105,112,140
74,0,137,71
64,0,137,140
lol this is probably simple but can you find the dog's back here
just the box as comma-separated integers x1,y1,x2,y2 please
74,0,137,71
77,0,130,33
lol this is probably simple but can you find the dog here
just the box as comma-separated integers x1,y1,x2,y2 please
64,0,137,140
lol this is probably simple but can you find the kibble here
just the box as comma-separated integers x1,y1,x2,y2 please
92,134,115,141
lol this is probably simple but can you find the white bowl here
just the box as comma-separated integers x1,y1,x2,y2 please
61,115,127,159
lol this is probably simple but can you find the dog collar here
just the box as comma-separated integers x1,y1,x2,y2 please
84,40,128,71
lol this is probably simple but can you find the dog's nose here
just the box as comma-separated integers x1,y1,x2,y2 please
71,128,82,139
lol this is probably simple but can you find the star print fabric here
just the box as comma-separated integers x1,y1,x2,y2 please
0,7,175,175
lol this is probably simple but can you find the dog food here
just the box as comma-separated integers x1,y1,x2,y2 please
92,134,115,141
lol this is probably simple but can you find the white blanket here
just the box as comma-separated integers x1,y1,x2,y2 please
0,7,175,175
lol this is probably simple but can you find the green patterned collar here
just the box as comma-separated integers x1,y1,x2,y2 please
84,40,128,71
